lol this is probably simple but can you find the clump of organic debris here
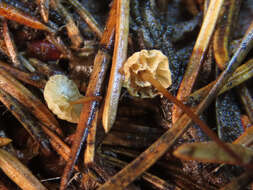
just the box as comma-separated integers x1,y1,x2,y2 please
0,0,252,190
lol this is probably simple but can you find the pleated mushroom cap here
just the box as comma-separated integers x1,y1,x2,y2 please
123,50,172,98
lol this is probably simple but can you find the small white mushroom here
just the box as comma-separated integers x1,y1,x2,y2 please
44,75,83,123
123,49,172,98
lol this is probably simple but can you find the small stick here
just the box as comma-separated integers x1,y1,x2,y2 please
172,0,224,123
102,0,130,133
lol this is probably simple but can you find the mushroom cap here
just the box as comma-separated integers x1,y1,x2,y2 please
44,75,83,123
123,49,172,98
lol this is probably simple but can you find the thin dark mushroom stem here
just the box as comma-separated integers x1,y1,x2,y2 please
140,71,242,163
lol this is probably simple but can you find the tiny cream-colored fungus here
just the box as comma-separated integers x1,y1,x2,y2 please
44,75,101,123
123,49,172,98
44,75,83,123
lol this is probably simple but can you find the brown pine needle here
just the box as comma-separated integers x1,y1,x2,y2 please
59,1,117,189
102,0,130,133
173,0,224,123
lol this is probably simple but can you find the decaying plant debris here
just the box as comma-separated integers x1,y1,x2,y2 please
0,0,252,189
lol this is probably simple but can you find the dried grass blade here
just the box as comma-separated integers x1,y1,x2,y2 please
172,0,224,123
60,1,117,189
97,20,253,190
186,58,253,105
173,142,253,164
103,0,130,133
0,69,62,136
213,0,241,70
0,148,48,190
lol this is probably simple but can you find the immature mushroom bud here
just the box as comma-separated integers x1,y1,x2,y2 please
44,75,83,123
123,49,172,98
